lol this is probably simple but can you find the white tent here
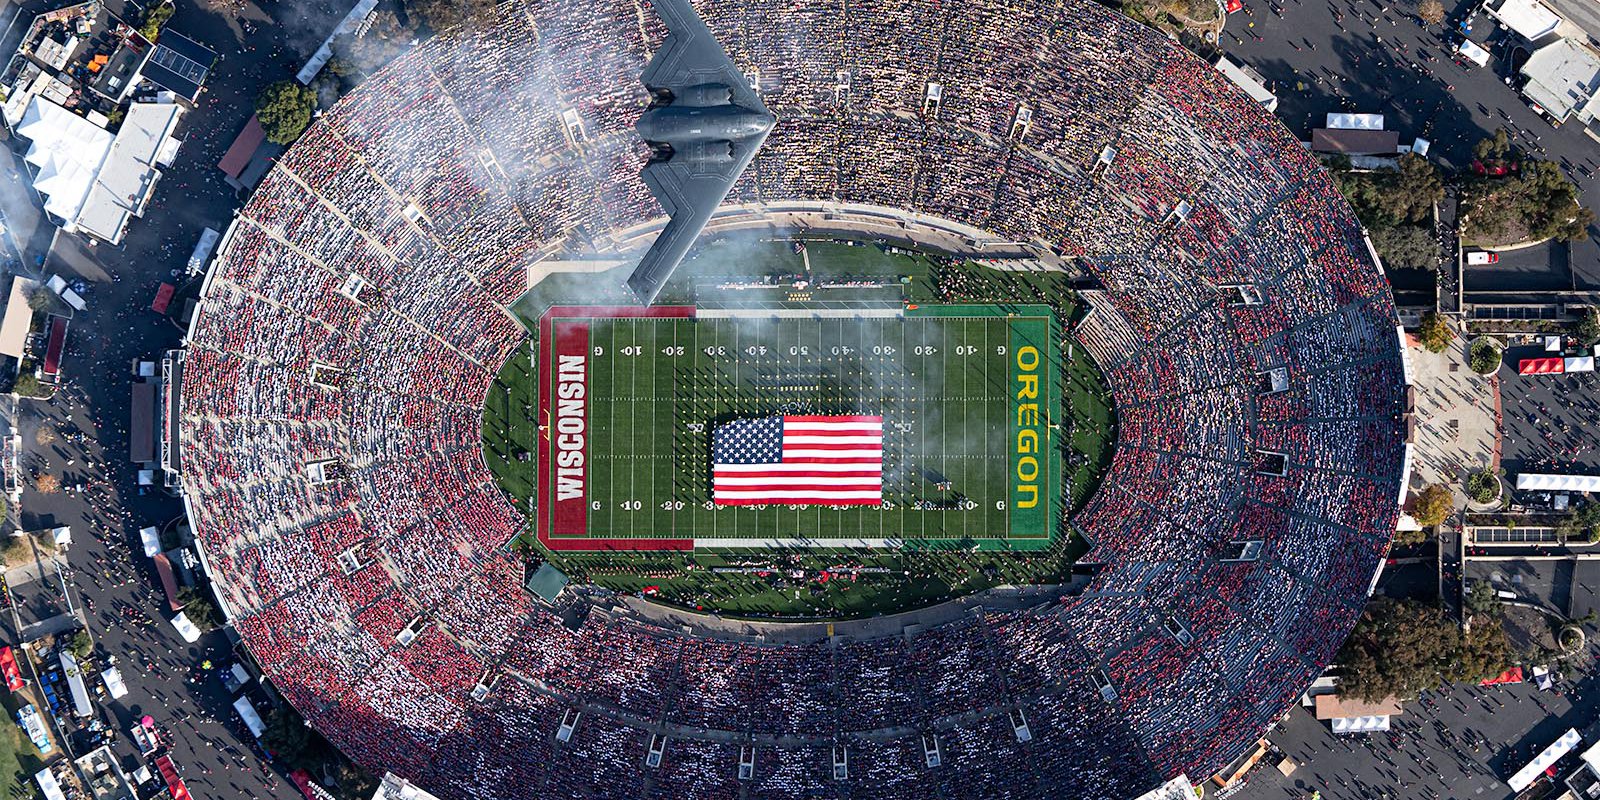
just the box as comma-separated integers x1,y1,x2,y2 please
15,97,113,228
1331,715,1391,734
1567,356,1595,373
1517,473,1600,492
1325,112,1384,129
170,613,202,643
1456,38,1491,67
0,277,37,360
139,526,161,557
1510,728,1580,792
34,768,66,800
233,695,266,739
101,667,127,699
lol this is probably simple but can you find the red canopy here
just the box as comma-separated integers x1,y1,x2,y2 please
290,769,320,800
1519,357,1565,375
218,116,265,179
1481,666,1524,685
1226,0,1244,11
155,755,190,800
153,554,184,612
0,647,23,692
151,283,175,314
41,316,67,380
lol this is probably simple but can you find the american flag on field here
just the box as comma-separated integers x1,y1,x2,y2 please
712,415,884,506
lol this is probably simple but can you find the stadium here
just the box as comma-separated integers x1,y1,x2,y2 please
174,0,1408,796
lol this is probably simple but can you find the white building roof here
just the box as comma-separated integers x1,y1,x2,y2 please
16,97,112,228
1580,738,1600,777
1521,38,1600,124
77,103,183,244
1517,473,1600,491
1490,0,1563,41
1131,776,1198,800
373,774,445,800
1214,56,1278,111
0,277,37,360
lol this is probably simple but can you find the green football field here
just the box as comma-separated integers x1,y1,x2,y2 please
551,306,1058,550
483,241,1115,617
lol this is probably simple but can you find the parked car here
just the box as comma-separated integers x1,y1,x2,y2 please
1467,251,1500,265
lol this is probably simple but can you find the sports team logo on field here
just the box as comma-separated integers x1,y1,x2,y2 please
711,415,884,506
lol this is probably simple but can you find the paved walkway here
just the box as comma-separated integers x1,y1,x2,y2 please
1408,335,1498,493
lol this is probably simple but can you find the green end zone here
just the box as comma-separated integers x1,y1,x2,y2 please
529,304,1060,552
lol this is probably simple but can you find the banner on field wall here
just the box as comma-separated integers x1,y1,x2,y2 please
550,321,589,536
1008,318,1050,537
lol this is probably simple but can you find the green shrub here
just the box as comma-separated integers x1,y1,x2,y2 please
1468,340,1502,374
1465,471,1499,504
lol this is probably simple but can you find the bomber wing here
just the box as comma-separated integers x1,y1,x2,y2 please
640,0,761,109
627,135,766,304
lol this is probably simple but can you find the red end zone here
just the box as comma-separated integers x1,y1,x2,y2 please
536,306,695,552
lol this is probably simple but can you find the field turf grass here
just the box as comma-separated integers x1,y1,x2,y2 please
485,238,1115,618
550,307,1053,548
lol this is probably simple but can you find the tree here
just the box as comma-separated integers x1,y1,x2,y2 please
178,587,223,631
1468,339,1501,374
1556,502,1600,544
1332,154,1443,229
1465,471,1500,504
138,2,175,41
1577,308,1600,347
1,537,26,564
13,373,43,399
1388,153,1445,224
67,630,91,660
1465,581,1500,621
1412,484,1454,527
1337,599,1511,700
33,474,59,495
1417,311,1453,353
1462,159,1595,245
1371,224,1439,270
1457,617,1514,681
1394,523,1431,548
25,290,50,312
255,81,317,145
1474,129,1514,164
262,706,315,769
33,427,54,448
346,10,416,72
402,0,498,33
1418,0,1445,24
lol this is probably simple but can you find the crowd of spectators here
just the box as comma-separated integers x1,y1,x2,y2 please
176,0,1406,796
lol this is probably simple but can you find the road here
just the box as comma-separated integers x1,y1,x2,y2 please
0,0,348,797
1220,0,1600,291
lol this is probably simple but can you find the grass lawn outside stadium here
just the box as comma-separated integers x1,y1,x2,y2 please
482,240,1115,618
